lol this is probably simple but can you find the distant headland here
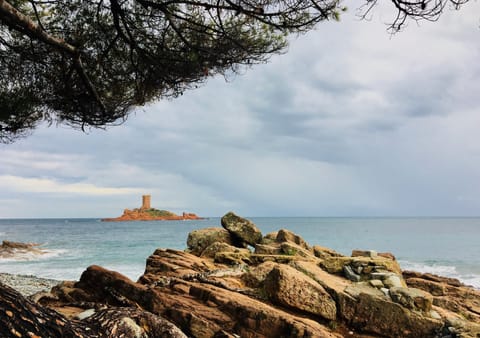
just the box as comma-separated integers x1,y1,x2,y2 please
101,195,203,222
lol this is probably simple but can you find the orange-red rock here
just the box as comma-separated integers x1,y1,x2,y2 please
102,209,203,222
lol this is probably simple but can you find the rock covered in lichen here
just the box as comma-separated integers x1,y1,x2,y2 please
264,264,337,320
221,211,263,246
186,227,235,256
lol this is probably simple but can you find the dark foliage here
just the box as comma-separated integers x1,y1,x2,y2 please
0,0,470,142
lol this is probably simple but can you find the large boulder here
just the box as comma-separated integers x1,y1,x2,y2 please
260,231,278,245
186,227,235,256
279,241,316,259
275,229,310,250
140,249,216,284
200,242,247,259
255,230,315,259
253,229,317,262
242,261,278,288
389,287,433,312
337,286,443,338
320,255,403,282
313,245,345,259
292,260,352,298
351,249,378,258
264,264,337,320
221,212,263,246
214,251,252,265
340,288,444,338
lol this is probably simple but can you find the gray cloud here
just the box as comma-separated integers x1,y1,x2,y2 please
1,2,480,217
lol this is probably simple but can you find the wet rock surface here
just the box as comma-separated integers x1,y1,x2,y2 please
2,212,480,338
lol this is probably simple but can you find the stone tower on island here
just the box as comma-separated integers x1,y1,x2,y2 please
101,194,202,221
141,195,151,210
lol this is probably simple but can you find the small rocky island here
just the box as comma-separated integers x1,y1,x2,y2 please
1,212,480,337
102,195,202,221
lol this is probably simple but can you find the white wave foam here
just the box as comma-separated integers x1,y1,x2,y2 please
459,275,480,289
0,248,67,262
0,264,83,281
400,260,480,289
400,261,457,275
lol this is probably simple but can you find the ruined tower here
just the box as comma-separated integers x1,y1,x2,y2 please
142,195,151,209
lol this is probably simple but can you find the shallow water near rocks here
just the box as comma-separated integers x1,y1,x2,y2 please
0,217,479,288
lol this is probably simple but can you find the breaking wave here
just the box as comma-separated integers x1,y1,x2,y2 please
0,248,68,262
400,260,480,289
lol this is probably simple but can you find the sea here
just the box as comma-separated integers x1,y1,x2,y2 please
0,217,479,289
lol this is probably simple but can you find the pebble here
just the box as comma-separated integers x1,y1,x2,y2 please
0,272,61,296
76,308,96,320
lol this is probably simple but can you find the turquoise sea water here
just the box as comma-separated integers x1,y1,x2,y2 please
0,217,479,288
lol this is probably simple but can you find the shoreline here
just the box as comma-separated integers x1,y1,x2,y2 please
0,272,61,297
2,211,480,338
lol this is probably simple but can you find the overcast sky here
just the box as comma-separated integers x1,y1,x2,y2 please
1,2,480,218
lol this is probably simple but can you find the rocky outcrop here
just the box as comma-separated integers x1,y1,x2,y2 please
2,212,480,338
0,240,47,259
403,270,480,329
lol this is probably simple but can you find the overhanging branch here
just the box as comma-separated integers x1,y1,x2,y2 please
0,0,77,55
0,0,107,114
